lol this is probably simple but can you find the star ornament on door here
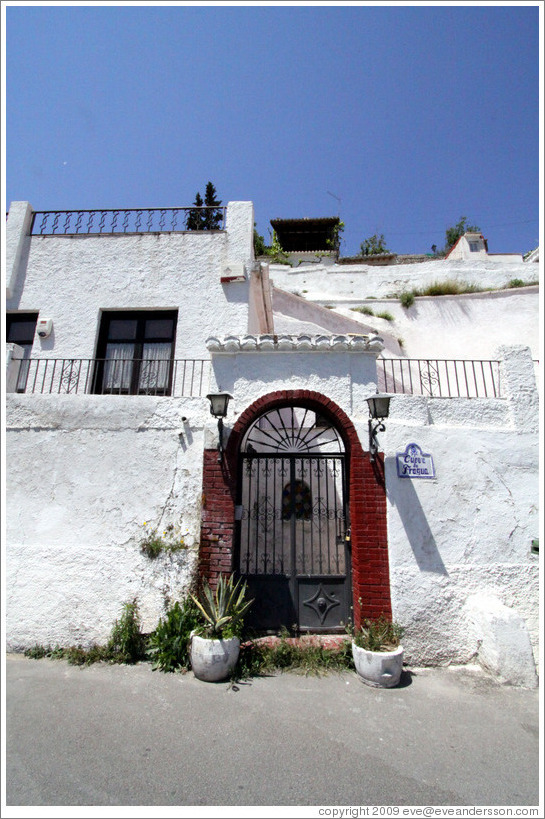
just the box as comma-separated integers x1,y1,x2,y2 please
302,584,340,624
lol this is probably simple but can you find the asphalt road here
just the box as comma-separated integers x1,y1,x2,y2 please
4,653,540,812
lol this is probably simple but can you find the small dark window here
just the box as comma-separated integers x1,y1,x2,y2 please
282,480,312,521
6,313,38,392
94,310,177,395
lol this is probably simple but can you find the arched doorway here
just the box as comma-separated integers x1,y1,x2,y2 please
235,404,351,633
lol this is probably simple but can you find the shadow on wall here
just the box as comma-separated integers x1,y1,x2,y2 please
385,457,448,575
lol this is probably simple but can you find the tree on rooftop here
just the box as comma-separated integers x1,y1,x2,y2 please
185,183,223,231
360,233,391,256
202,182,223,230
444,216,481,250
185,192,205,231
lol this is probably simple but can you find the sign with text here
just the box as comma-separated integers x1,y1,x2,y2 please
396,443,435,479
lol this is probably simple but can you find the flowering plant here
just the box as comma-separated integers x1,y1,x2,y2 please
140,522,188,559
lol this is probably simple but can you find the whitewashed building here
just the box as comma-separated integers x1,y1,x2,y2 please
4,200,540,685
444,230,525,264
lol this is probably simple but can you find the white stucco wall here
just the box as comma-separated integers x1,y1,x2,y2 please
5,395,211,648
383,398,539,668
5,344,539,675
333,287,540,361
267,258,538,301
6,201,254,360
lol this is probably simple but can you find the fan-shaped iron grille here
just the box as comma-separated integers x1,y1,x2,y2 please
241,406,344,454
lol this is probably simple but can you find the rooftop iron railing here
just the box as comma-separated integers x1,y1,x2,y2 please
377,358,501,398
13,358,211,397
29,206,226,236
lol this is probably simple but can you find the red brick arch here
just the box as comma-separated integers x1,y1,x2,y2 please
199,389,391,627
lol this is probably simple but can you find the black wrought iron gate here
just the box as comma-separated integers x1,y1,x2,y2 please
236,407,350,633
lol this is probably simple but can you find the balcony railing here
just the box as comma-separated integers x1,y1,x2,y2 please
13,358,211,397
30,206,226,236
10,356,502,399
377,358,501,398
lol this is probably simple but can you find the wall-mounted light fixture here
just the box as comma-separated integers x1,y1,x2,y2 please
366,393,391,461
206,391,233,462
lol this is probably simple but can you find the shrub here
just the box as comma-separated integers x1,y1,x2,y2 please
376,311,394,322
147,598,201,673
419,280,483,297
400,291,415,309
107,598,146,663
508,278,525,288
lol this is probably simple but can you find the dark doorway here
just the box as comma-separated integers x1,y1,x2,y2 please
236,405,350,633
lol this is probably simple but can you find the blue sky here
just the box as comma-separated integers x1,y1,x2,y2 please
3,2,541,256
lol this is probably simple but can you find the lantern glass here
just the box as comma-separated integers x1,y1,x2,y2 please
367,394,391,420
206,392,233,418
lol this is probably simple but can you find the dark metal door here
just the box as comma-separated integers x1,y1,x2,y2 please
236,406,350,633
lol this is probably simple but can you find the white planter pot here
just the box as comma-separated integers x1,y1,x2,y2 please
352,642,404,688
190,634,240,682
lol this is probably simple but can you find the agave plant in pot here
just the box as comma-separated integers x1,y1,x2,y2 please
189,573,253,682
351,615,404,688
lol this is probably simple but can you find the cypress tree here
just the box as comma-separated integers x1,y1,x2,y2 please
185,192,205,231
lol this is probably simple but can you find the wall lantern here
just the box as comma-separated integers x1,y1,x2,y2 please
366,393,391,461
206,392,233,462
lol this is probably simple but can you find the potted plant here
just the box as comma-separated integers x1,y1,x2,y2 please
351,615,404,688
189,573,253,682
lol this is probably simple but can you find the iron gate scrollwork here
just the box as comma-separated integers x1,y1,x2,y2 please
236,406,350,633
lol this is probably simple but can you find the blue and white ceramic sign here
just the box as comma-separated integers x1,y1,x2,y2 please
396,443,435,479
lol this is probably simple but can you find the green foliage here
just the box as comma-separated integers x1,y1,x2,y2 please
326,220,345,252
202,182,223,230
376,311,394,322
106,599,146,663
360,233,391,256
351,615,404,652
24,643,115,666
424,280,481,296
399,291,415,309
63,644,114,666
139,522,188,559
147,598,201,673
185,191,204,230
185,182,223,230
350,305,375,316
444,216,480,250
24,644,51,660
253,223,267,256
190,574,253,638
265,231,291,265
508,278,525,288
24,599,146,666
399,280,485,302
235,632,354,679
